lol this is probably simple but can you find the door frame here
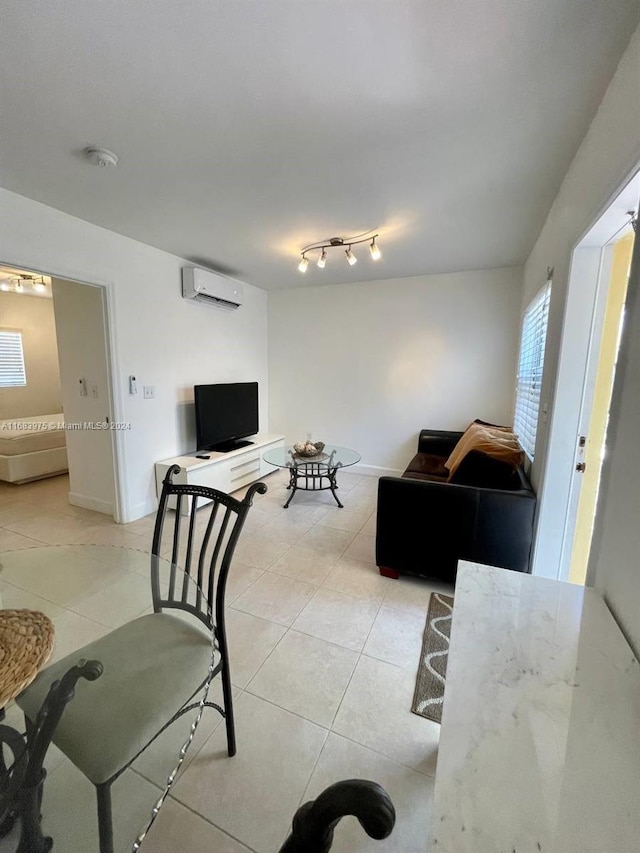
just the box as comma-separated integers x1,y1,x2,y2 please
532,167,640,581
0,258,125,522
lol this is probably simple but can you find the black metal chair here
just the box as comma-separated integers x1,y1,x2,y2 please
16,465,266,853
1,660,104,853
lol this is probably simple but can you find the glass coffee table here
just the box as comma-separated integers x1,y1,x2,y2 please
262,445,361,508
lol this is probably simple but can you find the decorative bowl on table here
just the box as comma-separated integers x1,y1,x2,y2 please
293,441,325,457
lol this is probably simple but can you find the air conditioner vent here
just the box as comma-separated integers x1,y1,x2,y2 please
181,267,244,309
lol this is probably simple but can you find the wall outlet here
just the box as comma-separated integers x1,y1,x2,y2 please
143,385,155,399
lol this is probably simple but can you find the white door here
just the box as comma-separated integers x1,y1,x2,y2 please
559,230,633,583
52,278,117,516
533,174,639,582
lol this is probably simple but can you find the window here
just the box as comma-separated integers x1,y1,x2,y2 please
0,329,27,387
514,281,551,460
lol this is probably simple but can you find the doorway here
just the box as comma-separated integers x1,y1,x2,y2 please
532,170,640,583
0,265,118,519
565,230,634,583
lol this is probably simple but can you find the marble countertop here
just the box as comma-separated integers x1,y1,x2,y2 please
428,561,640,852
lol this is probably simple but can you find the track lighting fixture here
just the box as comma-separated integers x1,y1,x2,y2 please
297,233,382,273
0,274,48,294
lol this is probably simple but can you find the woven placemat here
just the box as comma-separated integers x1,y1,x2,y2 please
0,609,55,708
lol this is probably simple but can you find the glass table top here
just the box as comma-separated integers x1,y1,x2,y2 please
0,544,214,853
263,445,361,469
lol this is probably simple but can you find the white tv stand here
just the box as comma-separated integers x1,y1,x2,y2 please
155,433,284,511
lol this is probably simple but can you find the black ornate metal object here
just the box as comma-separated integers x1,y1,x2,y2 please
279,779,395,853
0,719,27,836
0,659,104,853
283,449,343,508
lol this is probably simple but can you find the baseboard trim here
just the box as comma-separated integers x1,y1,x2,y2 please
351,463,403,478
124,496,158,524
69,492,114,516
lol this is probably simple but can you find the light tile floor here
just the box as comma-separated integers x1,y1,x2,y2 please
0,471,453,853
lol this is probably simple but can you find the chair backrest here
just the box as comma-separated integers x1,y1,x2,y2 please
151,465,267,631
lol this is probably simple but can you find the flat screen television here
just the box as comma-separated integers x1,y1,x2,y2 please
194,382,259,452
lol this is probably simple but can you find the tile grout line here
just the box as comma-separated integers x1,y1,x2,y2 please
326,594,386,731
164,787,260,853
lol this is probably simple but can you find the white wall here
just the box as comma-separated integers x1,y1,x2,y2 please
0,187,269,521
52,278,115,514
268,268,522,473
0,292,62,418
520,25,640,645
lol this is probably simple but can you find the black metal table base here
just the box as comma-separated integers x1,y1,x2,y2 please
284,461,344,509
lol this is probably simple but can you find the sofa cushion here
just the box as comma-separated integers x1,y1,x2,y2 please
403,470,448,483
403,452,449,481
448,449,523,490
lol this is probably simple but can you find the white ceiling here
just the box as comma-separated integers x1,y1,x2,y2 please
1,0,638,290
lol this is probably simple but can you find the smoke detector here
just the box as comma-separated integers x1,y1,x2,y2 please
84,147,118,168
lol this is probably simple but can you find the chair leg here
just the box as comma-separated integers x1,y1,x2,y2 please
96,783,114,853
221,656,237,757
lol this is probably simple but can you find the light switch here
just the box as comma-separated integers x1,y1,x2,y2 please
90,385,98,398
143,385,155,399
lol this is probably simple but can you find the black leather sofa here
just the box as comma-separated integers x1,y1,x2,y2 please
375,429,536,585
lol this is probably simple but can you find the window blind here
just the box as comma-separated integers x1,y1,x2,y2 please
514,282,551,460
0,330,27,387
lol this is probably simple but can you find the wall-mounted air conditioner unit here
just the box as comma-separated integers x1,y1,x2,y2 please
181,267,244,309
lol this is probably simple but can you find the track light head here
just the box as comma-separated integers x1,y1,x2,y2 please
317,248,327,269
298,254,309,273
369,237,381,261
345,247,357,266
